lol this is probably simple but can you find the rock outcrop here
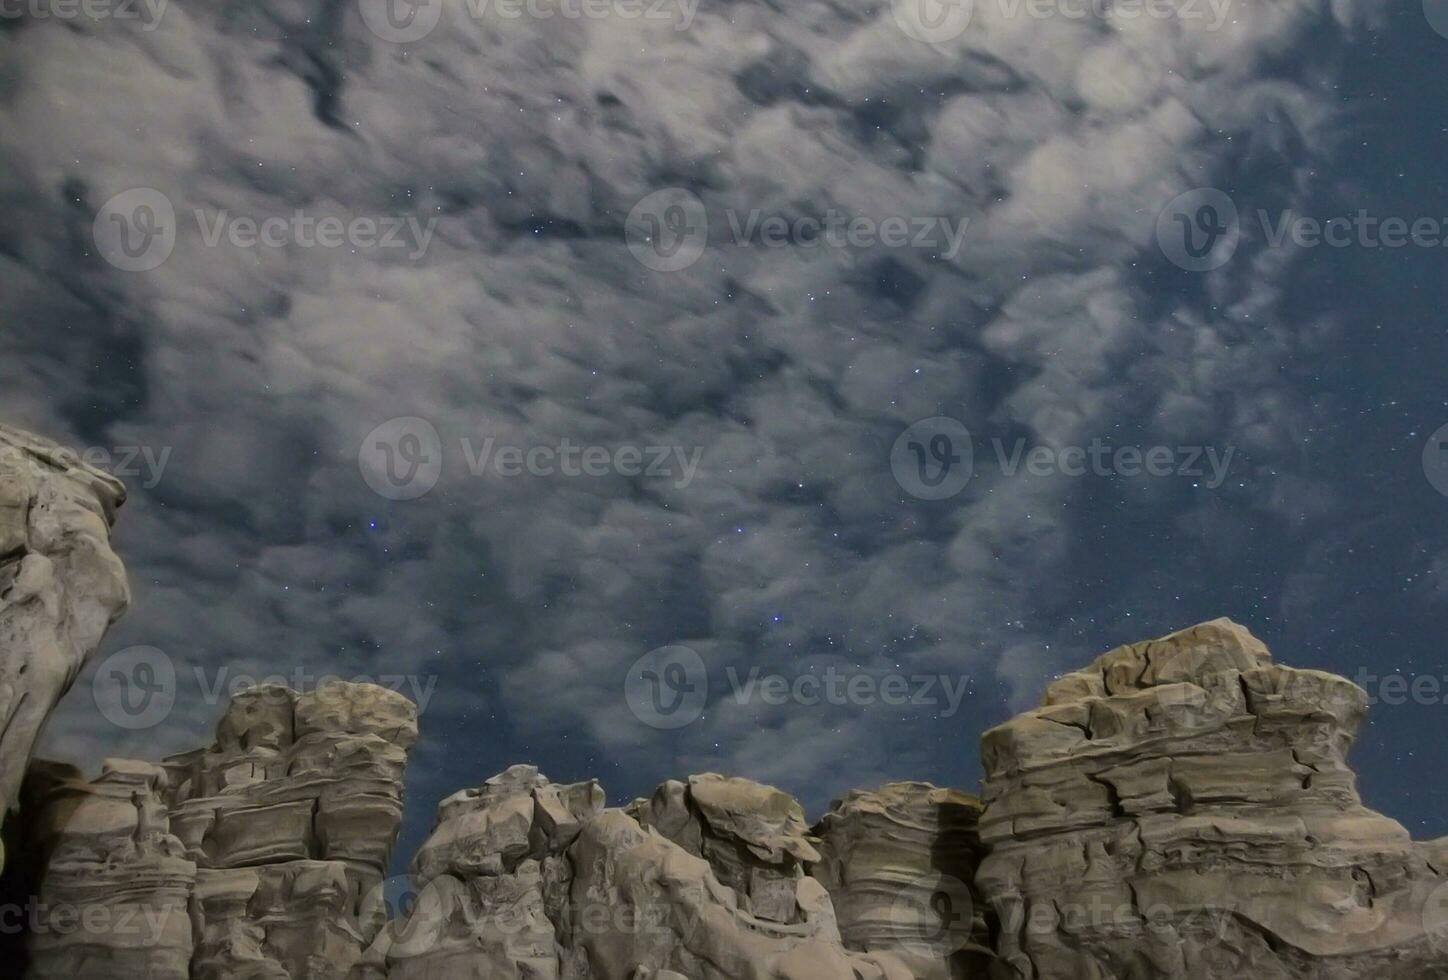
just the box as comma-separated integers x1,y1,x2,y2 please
11,584,1448,980
0,424,130,870
360,767,926,980
976,618,1448,979
15,681,418,980
812,782,996,979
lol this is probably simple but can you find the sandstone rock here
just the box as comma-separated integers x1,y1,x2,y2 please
361,768,919,980
976,618,1448,980
20,758,196,980
0,425,129,870
14,681,418,980
812,781,996,979
631,773,822,924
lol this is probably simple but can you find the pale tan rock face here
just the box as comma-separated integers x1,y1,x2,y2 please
812,781,997,979
360,768,923,980
17,681,418,980
0,424,130,866
976,618,1448,980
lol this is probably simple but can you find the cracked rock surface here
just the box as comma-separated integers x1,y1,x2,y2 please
0,424,130,871
15,681,418,980
976,618,1448,980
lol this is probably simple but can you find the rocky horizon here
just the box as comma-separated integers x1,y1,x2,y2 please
3,423,1448,978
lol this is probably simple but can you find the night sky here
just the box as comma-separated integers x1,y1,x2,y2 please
3,0,1447,872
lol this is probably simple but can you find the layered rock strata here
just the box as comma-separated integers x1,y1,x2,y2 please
0,424,130,869
18,681,418,980
976,618,1448,980
812,782,996,978
360,767,925,979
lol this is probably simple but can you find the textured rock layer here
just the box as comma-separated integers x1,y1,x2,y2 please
0,424,130,869
977,618,1448,979
16,681,418,980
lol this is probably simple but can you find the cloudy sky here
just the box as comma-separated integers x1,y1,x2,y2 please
5,0,1448,866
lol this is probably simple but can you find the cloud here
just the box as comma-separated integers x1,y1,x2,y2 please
0,0,1376,835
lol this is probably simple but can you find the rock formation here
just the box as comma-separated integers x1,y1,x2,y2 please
0,424,130,870
976,618,1448,979
812,782,996,979
15,681,418,980
359,766,933,979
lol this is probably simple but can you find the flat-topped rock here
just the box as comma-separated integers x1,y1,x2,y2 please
976,619,1448,979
